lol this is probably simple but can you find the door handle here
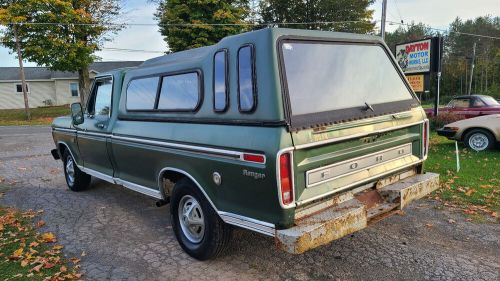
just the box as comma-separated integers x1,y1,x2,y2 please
97,123,105,129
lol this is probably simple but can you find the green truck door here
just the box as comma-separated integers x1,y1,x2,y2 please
76,77,114,177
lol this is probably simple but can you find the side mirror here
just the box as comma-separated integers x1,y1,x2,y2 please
70,102,84,126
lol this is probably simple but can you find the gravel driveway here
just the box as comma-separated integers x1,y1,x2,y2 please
0,126,498,281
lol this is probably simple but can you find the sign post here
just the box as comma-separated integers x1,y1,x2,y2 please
395,37,443,114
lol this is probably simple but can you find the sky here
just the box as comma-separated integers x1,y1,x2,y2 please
0,0,499,67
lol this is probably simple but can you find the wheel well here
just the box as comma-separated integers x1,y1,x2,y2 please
159,169,191,198
58,143,67,158
461,127,494,141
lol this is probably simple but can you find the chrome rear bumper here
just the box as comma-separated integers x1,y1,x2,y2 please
275,173,439,254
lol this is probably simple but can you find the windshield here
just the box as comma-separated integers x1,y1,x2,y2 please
281,41,415,118
482,96,500,106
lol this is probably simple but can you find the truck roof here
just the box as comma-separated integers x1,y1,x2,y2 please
140,28,383,68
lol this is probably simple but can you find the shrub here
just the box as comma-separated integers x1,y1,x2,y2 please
429,113,465,130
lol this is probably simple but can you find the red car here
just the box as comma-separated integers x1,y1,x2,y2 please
425,95,500,118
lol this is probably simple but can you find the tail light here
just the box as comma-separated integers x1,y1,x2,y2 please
423,120,429,157
279,153,293,206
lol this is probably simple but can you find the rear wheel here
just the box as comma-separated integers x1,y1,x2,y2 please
62,150,91,191
464,129,494,151
171,178,232,260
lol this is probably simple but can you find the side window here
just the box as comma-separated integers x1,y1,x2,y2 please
16,83,29,93
70,82,79,97
238,45,256,112
158,72,200,111
126,77,159,110
89,78,112,116
450,98,470,108
214,50,228,112
472,98,485,107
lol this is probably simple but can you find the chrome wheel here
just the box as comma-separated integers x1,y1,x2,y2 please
468,133,489,151
178,195,205,243
65,156,75,184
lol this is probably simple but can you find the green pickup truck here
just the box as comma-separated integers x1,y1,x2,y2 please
51,28,439,260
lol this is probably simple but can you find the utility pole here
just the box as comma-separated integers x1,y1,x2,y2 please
381,0,387,40
434,36,443,117
13,24,31,120
467,42,476,95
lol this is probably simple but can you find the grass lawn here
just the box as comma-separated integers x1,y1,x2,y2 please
425,133,499,222
0,106,70,126
0,206,81,280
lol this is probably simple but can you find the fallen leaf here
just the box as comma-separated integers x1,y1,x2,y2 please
448,219,456,224
31,264,43,272
41,232,56,243
491,212,498,218
81,251,86,257
425,223,433,228
36,220,45,228
21,260,29,267
30,241,39,248
465,189,475,196
43,262,56,269
60,265,67,272
13,247,24,257
53,245,64,250
70,257,81,264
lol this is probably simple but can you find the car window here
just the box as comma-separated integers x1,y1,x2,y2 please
157,72,200,110
448,98,469,108
126,77,159,110
472,98,486,107
238,45,256,112
481,96,499,106
214,50,228,112
90,78,112,116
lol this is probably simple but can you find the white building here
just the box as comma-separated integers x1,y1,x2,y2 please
0,61,142,109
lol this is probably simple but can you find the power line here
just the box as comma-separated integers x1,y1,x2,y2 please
0,20,375,27
387,21,500,40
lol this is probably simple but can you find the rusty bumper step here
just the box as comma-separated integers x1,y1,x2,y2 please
275,173,439,254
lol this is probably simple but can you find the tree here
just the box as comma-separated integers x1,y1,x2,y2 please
259,0,375,33
155,0,249,52
0,0,122,104
384,22,435,52
441,16,500,98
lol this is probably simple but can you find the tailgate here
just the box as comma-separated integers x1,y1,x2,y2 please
290,109,427,206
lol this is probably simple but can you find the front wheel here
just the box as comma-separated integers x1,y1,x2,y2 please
62,150,91,191
170,178,232,260
464,129,494,151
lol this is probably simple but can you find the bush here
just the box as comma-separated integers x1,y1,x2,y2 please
429,113,465,130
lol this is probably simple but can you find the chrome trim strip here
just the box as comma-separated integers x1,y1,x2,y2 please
53,128,76,133
294,120,425,150
56,141,78,163
218,212,275,237
422,119,429,161
276,146,296,209
305,143,413,188
79,166,115,184
114,178,163,199
112,135,266,164
296,159,424,206
78,131,111,138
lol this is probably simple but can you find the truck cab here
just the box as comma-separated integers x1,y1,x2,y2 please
51,28,439,260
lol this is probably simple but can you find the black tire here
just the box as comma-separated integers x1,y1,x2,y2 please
62,150,91,191
170,178,232,260
464,129,495,152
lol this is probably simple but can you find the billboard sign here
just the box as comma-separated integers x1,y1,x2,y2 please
395,39,432,74
406,74,424,92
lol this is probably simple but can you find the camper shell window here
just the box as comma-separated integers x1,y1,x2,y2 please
279,39,417,129
237,44,257,112
157,71,201,111
126,76,160,110
213,49,229,112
